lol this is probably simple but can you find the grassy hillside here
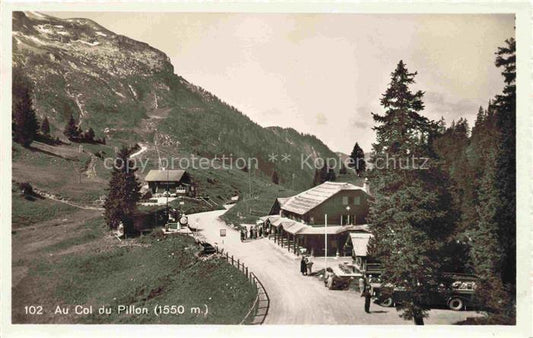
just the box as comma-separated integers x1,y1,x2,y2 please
12,187,78,229
12,142,111,203
12,197,257,324
221,184,296,226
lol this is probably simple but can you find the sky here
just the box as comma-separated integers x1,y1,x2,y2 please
49,12,515,153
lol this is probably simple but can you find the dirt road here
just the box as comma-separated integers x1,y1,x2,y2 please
130,143,148,158
193,208,483,325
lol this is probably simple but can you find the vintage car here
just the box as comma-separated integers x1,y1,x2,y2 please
198,241,216,256
324,263,363,290
372,274,478,311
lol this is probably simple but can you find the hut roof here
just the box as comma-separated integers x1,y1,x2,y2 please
262,215,370,236
145,169,186,182
348,232,373,257
281,181,366,215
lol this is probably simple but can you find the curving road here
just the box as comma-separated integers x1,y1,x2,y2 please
130,143,148,158
193,208,483,325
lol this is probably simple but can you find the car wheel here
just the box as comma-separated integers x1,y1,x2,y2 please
380,297,394,307
448,297,464,311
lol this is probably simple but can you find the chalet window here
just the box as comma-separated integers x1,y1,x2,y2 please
342,196,349,205
353,196,361,205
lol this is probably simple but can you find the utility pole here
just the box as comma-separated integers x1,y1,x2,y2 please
164,167,169,222
248,166,252,214
324,214,328,269
292,173,295,190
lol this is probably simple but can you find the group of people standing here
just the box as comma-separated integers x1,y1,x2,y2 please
299,255,314,275
240,224,269,242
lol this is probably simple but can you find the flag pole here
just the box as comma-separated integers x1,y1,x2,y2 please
324,214,328,269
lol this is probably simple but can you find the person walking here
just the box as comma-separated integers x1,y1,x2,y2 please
361,281,372,313
300,256,307,275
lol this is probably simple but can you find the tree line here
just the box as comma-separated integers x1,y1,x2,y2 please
63,114,106,144
12,68,105,147
367,38,516,324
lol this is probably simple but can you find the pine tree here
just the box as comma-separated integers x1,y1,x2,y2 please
104,146,141,235
368,61,455,325
493,38,516,290
349,142,366,176
467,148,510,314
339,161,348,175
64,114,80,140
457,38,516,322
326,168,336,181
12,69,39,147
434,118,474,245
41,116,51,137
474,106,485,127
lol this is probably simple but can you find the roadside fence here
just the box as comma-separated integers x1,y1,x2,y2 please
214,246,269,325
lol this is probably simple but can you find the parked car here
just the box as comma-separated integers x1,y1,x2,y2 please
324,264,362,290
199,242,216,256
372,283,402,307
372,274,478,311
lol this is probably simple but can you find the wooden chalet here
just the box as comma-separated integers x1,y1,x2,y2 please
144,169,194,197
262,181,372,258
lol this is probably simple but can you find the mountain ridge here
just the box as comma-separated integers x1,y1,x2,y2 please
13,11,343,191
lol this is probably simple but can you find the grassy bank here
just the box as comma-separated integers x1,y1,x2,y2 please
12,187,79,229
12,143,110,203
12,211,257,324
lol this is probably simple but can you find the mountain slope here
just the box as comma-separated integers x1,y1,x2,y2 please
13,11,339,192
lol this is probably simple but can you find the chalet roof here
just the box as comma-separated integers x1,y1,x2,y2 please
281,221,308,235
342,224,371,232
297,225,367,235
259,215,279,222
271,217,284,227
277,197,290,207
261,215,370,236
297,225,345,235
349,232,373,257
281,181,367,215
145,169,186,182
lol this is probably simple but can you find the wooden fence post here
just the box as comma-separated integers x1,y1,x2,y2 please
231,255,234,265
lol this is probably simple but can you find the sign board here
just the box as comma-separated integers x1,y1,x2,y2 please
220,229,226,237
168,222,180,230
